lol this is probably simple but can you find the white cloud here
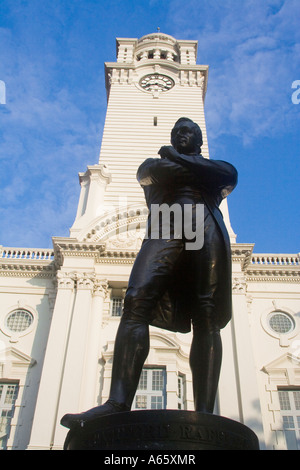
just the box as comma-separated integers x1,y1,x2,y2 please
167,0,300,144
0,19,102,247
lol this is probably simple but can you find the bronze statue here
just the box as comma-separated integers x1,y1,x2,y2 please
61,118,238,428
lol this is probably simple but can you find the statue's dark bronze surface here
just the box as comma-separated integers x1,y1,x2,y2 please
64,410,259,451
61,118,238,430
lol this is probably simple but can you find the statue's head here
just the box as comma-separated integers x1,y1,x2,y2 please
171,118,203,155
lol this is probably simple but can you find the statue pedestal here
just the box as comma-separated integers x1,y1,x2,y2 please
64,410,259,450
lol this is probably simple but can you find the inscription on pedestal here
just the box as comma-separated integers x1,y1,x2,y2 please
87,422,253,450
64,411,260,451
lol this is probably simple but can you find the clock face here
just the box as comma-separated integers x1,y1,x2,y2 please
139,74,174,92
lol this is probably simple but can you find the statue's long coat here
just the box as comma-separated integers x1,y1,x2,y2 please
135,147,238,333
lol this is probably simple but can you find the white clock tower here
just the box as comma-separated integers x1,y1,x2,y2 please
70,32,235,242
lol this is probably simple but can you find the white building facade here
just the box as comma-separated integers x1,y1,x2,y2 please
0,33,299,451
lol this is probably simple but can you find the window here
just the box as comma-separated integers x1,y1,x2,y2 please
111,297,123,317
268,312,295,335
0,382,19,450
6,309,33,333
261,309,298,345
133,368,166,410
177,375,186,410
278,388,300,450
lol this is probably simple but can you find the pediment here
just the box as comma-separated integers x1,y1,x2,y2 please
0,346,36,367
262,352,300,374
150,333,180,349
149,332,189,360
102,334,180,355
101,332,189,363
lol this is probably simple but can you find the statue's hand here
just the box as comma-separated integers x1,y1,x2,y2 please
158,146,179,161
158,146,170,159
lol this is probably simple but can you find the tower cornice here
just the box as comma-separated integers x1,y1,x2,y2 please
104,33,209,100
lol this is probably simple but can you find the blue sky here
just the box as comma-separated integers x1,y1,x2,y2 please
0,0,299,254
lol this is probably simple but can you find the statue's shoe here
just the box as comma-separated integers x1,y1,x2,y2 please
60,400,129,428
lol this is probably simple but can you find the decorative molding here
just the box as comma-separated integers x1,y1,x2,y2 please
1,238,299,283
0,267,55,279
56,271,75,289
93,278,109,297
179,70,205,88
0,246,56,278
262,353,300,381
107,67,135,86
78,164,112,187
76,274,94,290
232,276,247,294
97,254,136,264
246,274,300,283
56,270,109,298
231,243,254,270
101,331,189,364
82,205,148,243
137,32,177,47
231,244,300,282
52,238,105,267
0,347,36,378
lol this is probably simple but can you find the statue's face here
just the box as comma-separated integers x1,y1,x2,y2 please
171,121,199,155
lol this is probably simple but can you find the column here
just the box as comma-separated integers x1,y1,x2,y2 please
230,277,265,448
52,272,94,449
27,272,75,450
218,322,241,421
154,49,160,59
80,278,108,410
